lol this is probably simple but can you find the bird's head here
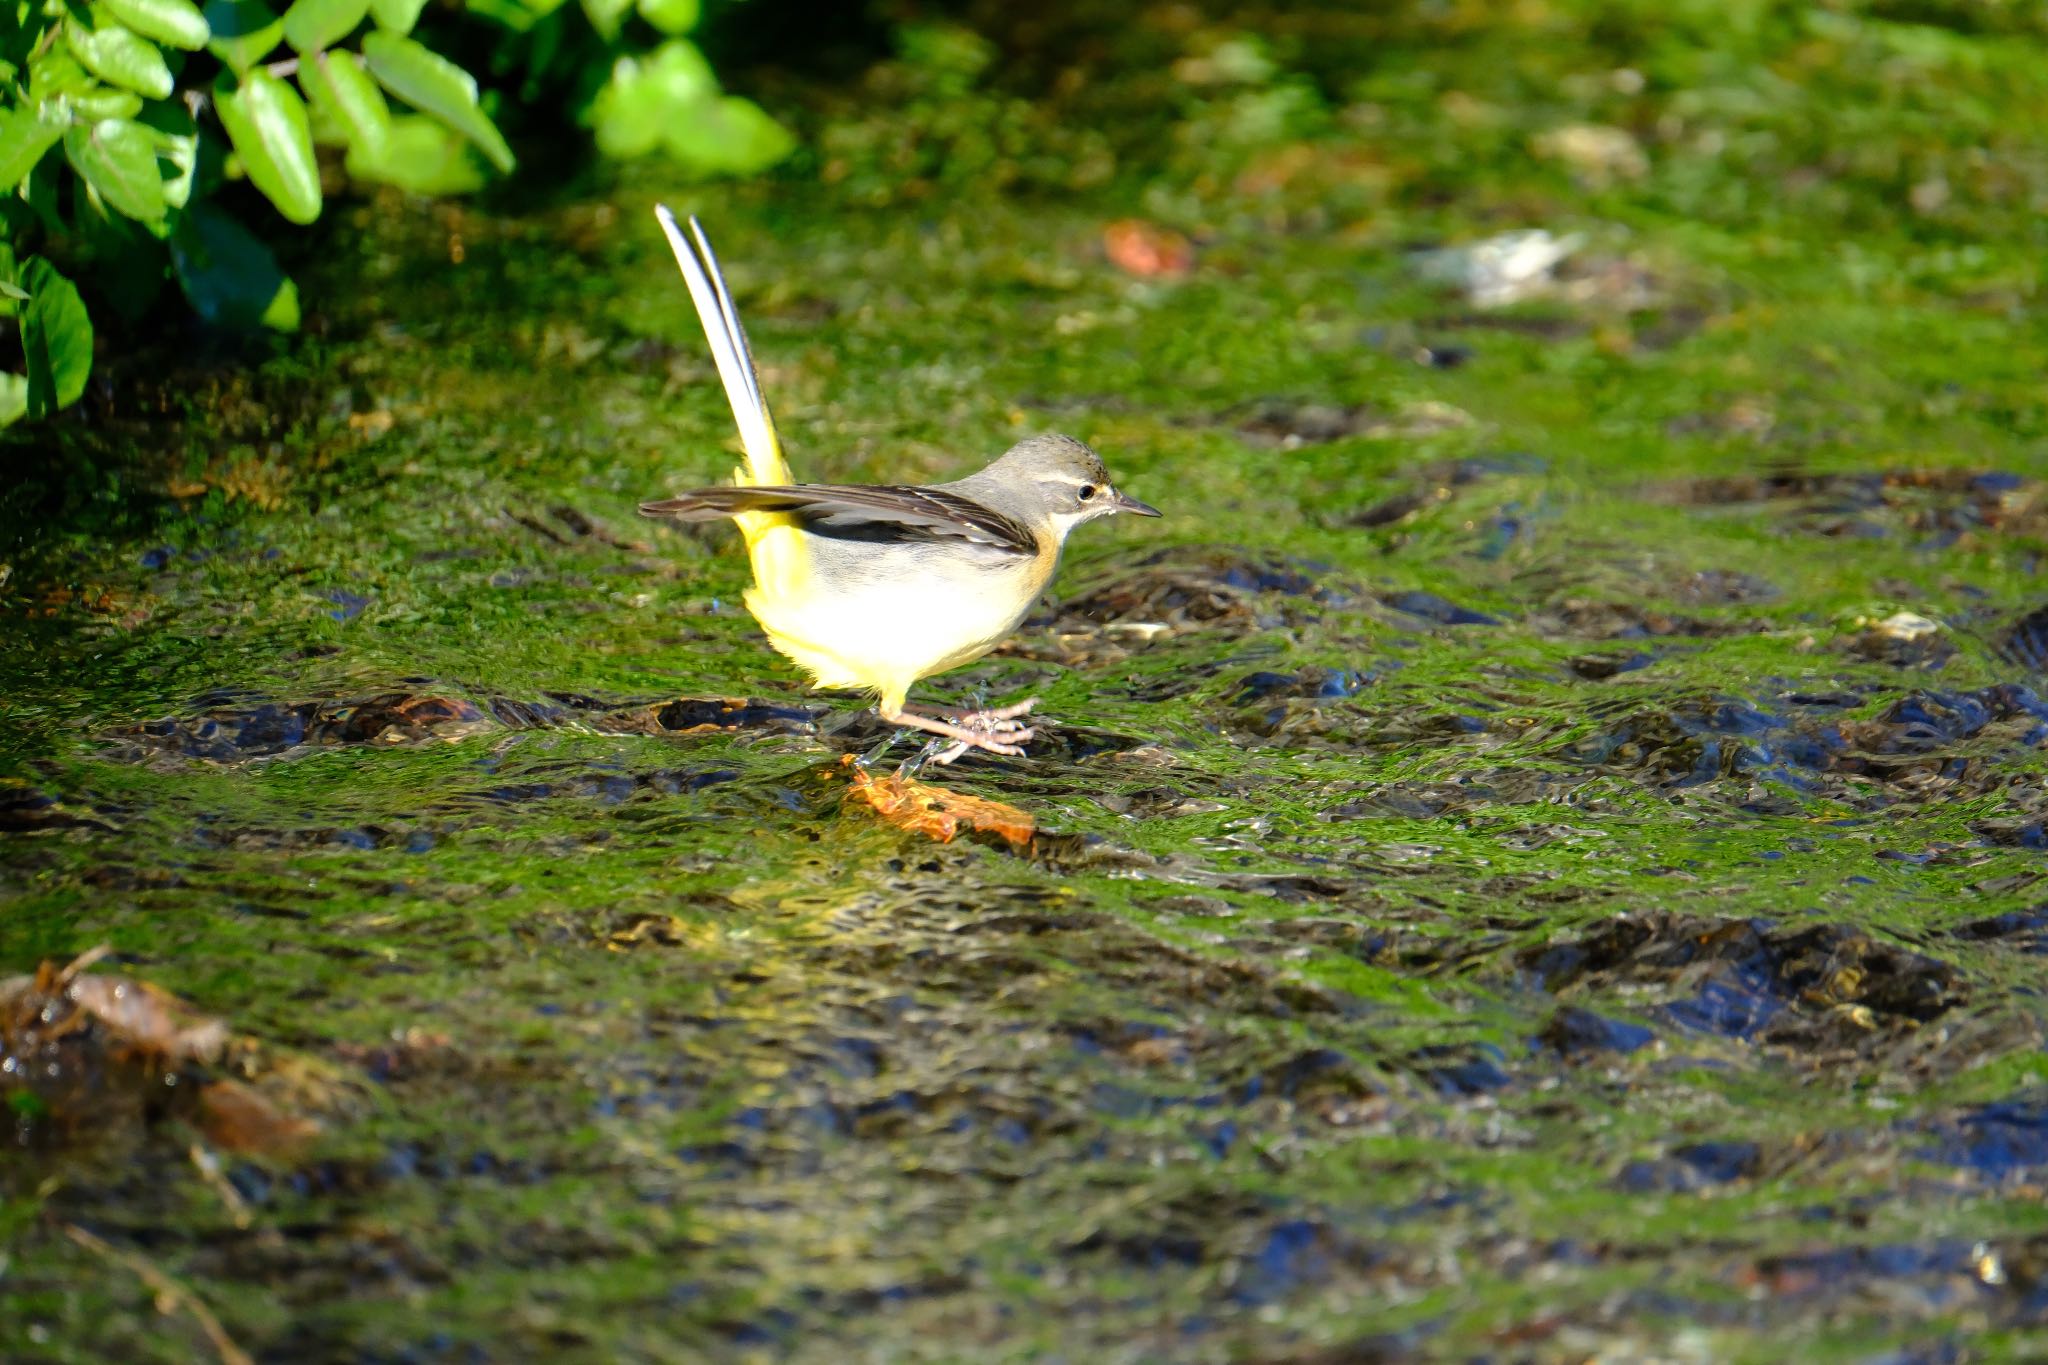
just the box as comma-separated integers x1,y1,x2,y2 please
984,433,1161,535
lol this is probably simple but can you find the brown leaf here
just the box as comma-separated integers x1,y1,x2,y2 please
60,974,230,1064
198,1078,320,1155
1103,219,1194,279
842,757,1035,848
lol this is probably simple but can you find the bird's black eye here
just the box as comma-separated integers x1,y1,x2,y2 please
1078,484,1097,502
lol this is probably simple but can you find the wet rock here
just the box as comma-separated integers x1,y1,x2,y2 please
1526,598,1760,641
1519,914,1962,1053
1350,489,1432,528
652,697,816,733
1727,1237,2031,1331
1845,611,1956,670
1913,1093,2048,1181
1616,1140,1761,1192
1029,548,1338,654
1227,1219,1341,1306
1537,1006,1656,1057
1972,821,2048,850
1551,684,2048,802
1669,570,1779,607
1230,398,1474,449
111,692,492,763
1229,669,1366,705
107,688,823,765
321,588,370,621
1668,467,2047,548
1997,604,2048,671
1380,589,1500,627
1409,1043,1512,1096
1951,911,2048,952
0,781,99,831
1346,451,1547,530
1565,650,1657,681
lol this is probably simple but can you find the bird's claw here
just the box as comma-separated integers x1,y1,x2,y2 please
925,726,1032,765
881,697,1043,765
945,696,1039,737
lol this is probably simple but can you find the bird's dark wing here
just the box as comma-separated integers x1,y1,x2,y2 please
640,484,1040,557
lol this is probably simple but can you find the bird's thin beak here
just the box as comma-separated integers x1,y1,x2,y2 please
1110,488,1162,518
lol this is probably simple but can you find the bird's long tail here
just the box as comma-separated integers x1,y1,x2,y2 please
653,204,805,601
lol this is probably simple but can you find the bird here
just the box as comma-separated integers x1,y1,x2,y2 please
638,206,1160,763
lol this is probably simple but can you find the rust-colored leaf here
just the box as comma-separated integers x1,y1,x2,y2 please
841,757,1035,848
198,1078,320,1155
3,948,324,1154
62,974,230,1064
1103,219,1194,279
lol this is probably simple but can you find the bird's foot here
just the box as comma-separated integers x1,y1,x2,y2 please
880,705,1037,763
946,696,1039,735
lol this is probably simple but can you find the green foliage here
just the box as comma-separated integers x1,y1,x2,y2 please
214,70,322,223
104,0,212,52
281,0,370,54
360,31,514,172
170,200,299,328
200,0,285,74
65,118,173,226
480,0,793,178
301,49,391,161
0,0,792,428
18,257,93,420
814,22,1116,205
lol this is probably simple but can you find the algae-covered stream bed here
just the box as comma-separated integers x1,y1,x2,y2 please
8,5,2048,1360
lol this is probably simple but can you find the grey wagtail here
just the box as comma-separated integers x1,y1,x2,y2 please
638,206,1160,762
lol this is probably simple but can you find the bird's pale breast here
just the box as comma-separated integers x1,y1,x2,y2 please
743,534,1057,709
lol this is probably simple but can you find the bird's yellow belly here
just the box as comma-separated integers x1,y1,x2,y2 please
746,561,1044,709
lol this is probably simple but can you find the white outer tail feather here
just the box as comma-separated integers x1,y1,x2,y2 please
652,204,790,488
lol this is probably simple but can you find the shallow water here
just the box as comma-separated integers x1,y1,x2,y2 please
9,7,2048,1359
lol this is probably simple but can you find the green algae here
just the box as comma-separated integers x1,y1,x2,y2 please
7,3,2048,1360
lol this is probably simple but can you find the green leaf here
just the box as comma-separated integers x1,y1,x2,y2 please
202,0,284,72
464,0,566,32
344,111,482,193
300,48,389,158
578,0,630,41
137,99,199,209
63,119,167,224
663,93,794,175
0,105,68,189
367,0,427,34
214,68,321,223
76,86,147,121
103,0,210,50
586,40,715,159
29,51,101,107
282,0,368,53
361,31,513,172
634,0,696,35
70,176,170,319
22,257,94,418
584,42,793,174
170,199,299,329
0,243,19,319
66,17,176,100
0,373,27,427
